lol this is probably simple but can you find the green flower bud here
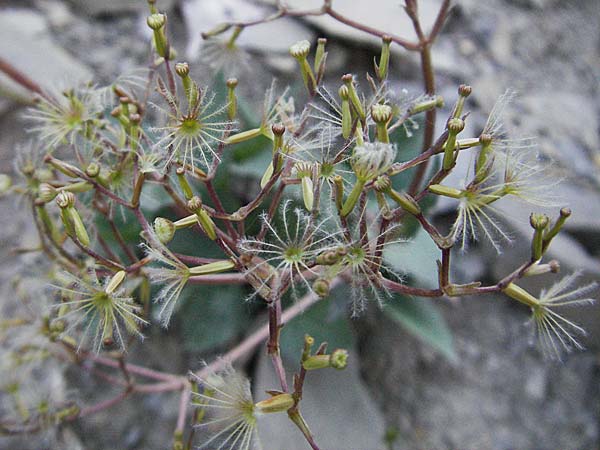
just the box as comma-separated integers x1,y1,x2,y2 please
147,13,165,30
154,217,176,244
312,278,330,297
175,62,189,77
55,191,75,209
290,40,316,95
86,162,100,178
38,183,58,203
330,349,349,370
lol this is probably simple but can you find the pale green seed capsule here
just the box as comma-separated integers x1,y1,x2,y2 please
154,217,176,244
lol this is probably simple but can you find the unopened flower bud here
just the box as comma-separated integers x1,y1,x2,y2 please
187,196,202,212
330,349,349,370
312,278,330,298
38,183,58,203
342,74,365,124
226,78,238,120
86,162,100,178
371,104,392,124
443,118,465,170
290,40,316,95
458,84,472,97
56,191,75,209
338,85,352,139
175,62,189,77
376,35,392,80
373,175,391,192
154,217,176,244
530,213,549,230
146,13,165,30
314,37,327,74
289,40,310,59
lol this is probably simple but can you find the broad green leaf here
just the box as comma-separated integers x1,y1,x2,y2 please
384,294,457,363
179,284,249,353
384,226,439,288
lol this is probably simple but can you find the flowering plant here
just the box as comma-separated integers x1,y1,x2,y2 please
0,0,596,448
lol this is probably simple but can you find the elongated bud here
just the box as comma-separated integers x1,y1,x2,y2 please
176,167,194,200
302,334,315,361
147,13,169,59
105,271,126,295
255,393,294,414
530,213,549,261
69,208,90,246
475,133,494,182
342,74,365,124
376,35,392,80
226,78,238,121
57,194,91,247
0,174,12,194
341,179,366,217
428,184,462,199
312,278,330,297
188,196,217,240
525,259,560,277
338,85,352,139
409,95,444,115
188,259,236,275
44,155,78,178
371,104,393,143
502,283,539,308
443,118,465,170
290,40,316,95
542,207,571,252
225,128,262,145
295,162,314,211
154,217,176,244
314,37,327,74
388,189,421,216
173,214,199,229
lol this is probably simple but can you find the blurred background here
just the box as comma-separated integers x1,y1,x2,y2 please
0,0,599,449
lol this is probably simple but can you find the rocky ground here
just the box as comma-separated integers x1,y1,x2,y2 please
0,0,599,449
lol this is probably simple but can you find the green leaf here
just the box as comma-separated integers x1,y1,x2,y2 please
384,295,457,363
179,284,249,353
384,226,439,288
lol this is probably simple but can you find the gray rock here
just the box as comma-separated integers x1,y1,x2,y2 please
66,0,175,16
355,297,600,450
182,0,315,62
0,9,92,101
260,0,445,48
